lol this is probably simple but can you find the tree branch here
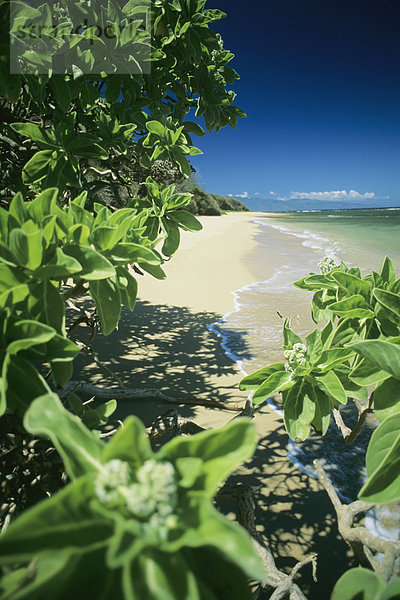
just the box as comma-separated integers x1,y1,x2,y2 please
217,483,314,599
58,381,243,411
332,395,374,445
313,459,400,581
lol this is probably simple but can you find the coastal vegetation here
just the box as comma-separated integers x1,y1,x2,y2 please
0,1,399,599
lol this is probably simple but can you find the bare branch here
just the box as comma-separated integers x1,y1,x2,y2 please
58,381,243,411
217,483,312,599
332,395,374,445
314,459,400,582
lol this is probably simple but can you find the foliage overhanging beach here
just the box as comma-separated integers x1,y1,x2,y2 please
1,1,400,599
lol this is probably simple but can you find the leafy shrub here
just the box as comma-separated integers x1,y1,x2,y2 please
0,395,265,599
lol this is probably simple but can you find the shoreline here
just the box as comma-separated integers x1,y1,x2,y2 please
75,212,355,598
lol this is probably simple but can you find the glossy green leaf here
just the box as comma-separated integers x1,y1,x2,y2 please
116,268,137,310
6,319,56,354
102,416,152,470
239,362,286,390
37,247,82,280
380,256,396,285
311,391,331,435
359,413,400,503
63,244,115,280
331,271,371,298
332,568,385,600
169,209,202,231
28,188,59,222
351,340,400,379
317,348,355,372
22,150,53,183
374,377,400,422
162,219,180,256
24,393,104,479
349,357,391,386
314,370,347,404
283,382,316,441
9,225,43,271
374,289,400,319
0,264,29,307
283,318,303,347
89,278,121,335
0,477,110,561
328,295,374,319
2,354,50,415
160,418,257,496
252,370,294,405
11,122,57,150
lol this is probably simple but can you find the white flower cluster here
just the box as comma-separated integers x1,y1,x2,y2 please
95,458,177,525
126,459,177,519
284,343,307,372
318,256,337,275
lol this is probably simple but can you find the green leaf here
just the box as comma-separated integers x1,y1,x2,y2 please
63,245,115,280
6,319,56,354
252,370,294,405
374,289,400,319
102,415,152,469
160,418,257,496
11,122,57,150
9,225,43,271
116,267,137,310
162,219,180,256
169,210,202,232
9,192,28,225
374,378,400,422
283,318,302,348
331,271,371,298
28,187,59,222
349,357,391,386
351,340,400,379
2,354,50,415
51,360,74,388
332,568,385,600
283,382,316,441
317,348,355,372
66,137,108,160
359,413,400,504
107,243,160,266
314,370,347,404
294,273,337,291
27,280,66,334
22,150,53,184
0,264,29,307
380,256,396,285
381,578,400,600
311,391,331,436
146,120,165,136
0,478,110,562
328,295,375,319
24,393,104,479
89,278,121,335
239,362,286,390
37,247,82,280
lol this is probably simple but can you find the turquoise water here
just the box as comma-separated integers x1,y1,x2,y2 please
265,207,400,272
210,208,400,519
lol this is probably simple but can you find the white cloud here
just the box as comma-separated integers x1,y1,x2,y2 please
269,190,277,196
287,189,376,202
235,191,249,199
227,194,234,197
254,192,260,196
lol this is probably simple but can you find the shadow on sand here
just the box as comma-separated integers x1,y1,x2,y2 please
72,298,356,599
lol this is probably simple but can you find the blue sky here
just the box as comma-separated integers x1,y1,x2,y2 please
190,0,400,208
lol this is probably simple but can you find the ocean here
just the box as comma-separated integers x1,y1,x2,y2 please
210,207,400,539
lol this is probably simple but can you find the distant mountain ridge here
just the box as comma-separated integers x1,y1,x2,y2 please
243,196,400,212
